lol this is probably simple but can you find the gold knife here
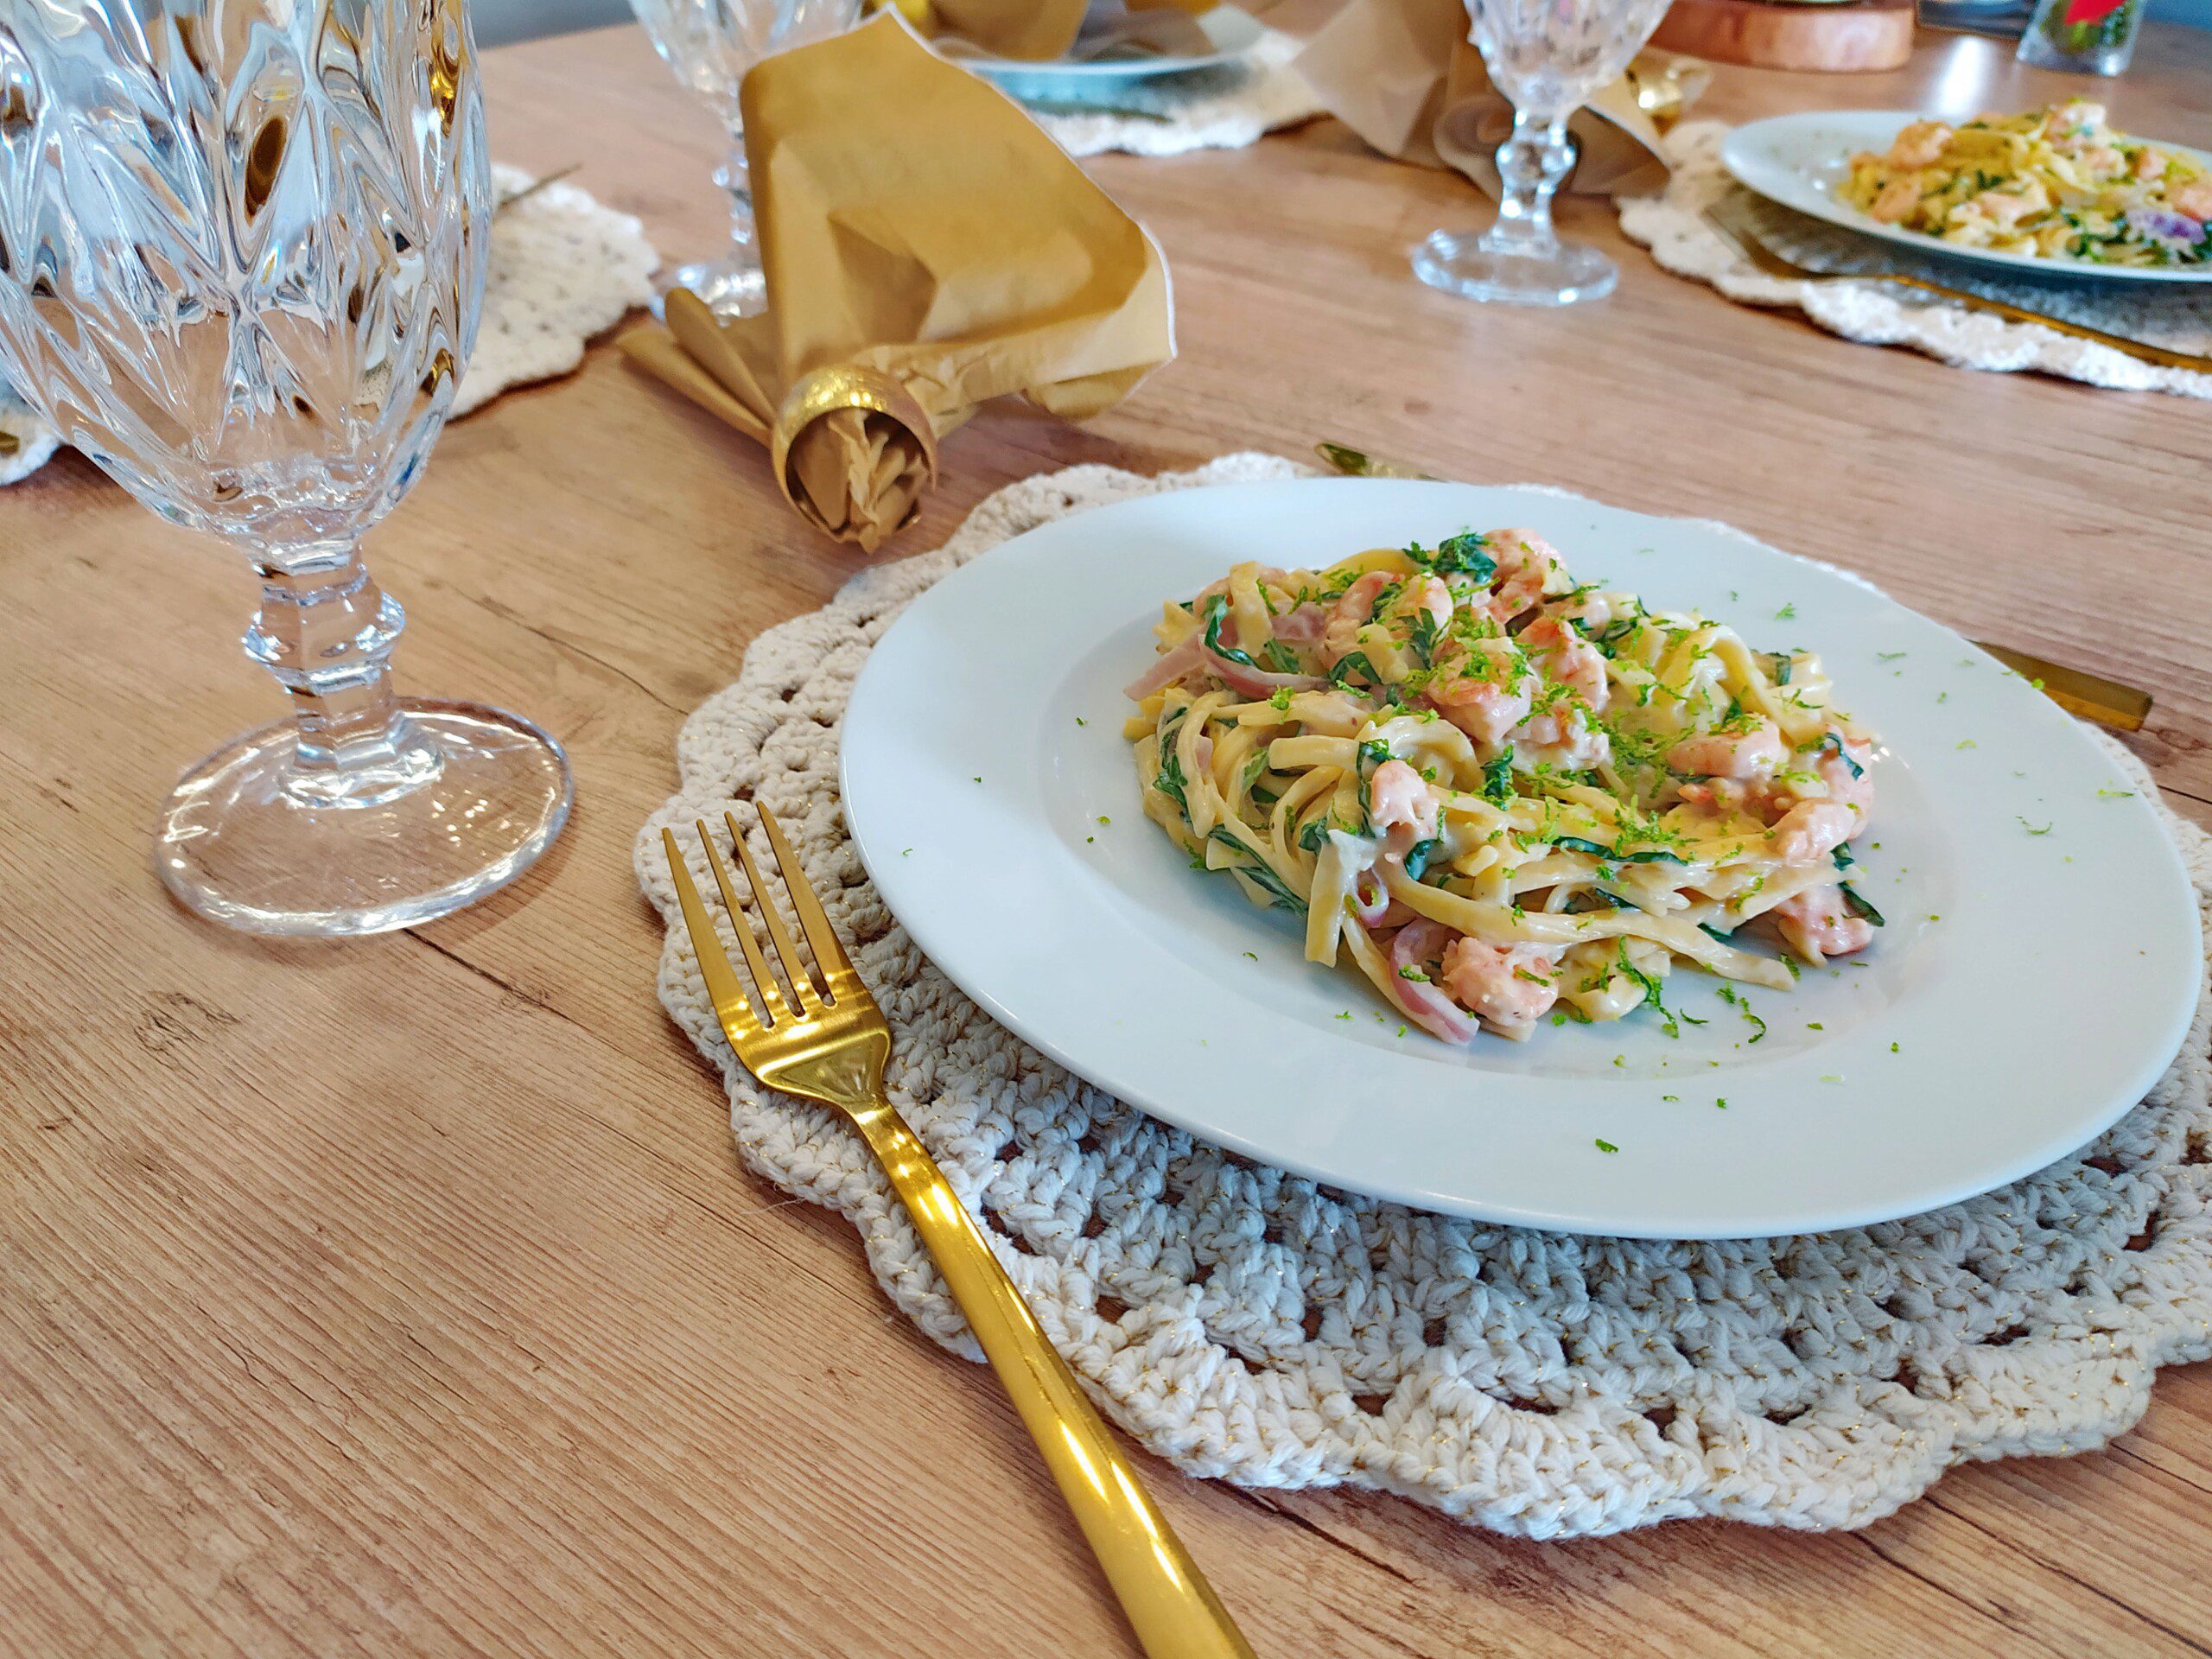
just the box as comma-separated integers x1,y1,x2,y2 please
1313,442,2151,734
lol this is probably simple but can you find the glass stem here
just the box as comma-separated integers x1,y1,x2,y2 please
1484,110,1577,259
716,124,755,266
242,540,439,802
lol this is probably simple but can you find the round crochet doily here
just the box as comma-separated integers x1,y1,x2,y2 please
0,164,657,485
636,453,2212,1537
1619,123,2212,402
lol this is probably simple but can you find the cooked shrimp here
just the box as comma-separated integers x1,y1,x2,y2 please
1771,887,1873,962
1769,799,1859,865
1667,721,1787,781
2043,99,2106,145
1970,187,2044,228
1518,615,1608,710
1366,759,1439,844
1427,639,1530,750
1886,120,1953,170
2133,147,2169,182
1869,176,1923,224
1484,529,1563,620
1440,938,1562,1033
2170,177,2212,221
1320,571,1392,665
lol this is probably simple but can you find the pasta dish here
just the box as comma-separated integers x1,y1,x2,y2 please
1124,531,1881,1045
1841,99,2212,268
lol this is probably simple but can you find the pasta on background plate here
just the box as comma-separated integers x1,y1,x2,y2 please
1842,99,2212,268
1124,531,1882,1046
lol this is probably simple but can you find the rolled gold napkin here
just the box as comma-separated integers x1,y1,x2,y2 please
1287,0,1704,199
887,0,1217,64
619,14,1173,550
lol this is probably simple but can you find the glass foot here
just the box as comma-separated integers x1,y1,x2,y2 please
156,700,573,937
1412,230,1618,308
652,256,766,320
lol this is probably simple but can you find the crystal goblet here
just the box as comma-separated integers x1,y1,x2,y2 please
1413,0,1673,307
0,0,572,937
628,0,862,317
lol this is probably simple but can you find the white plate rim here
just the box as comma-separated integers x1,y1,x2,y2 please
954,5,1261,80
1721,109,2212,286
838,478,2201,1238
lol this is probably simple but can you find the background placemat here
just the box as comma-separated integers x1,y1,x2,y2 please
636,453,2211,1538
1621,123,2212,401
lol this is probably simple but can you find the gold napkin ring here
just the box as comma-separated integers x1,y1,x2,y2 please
770,364,940,506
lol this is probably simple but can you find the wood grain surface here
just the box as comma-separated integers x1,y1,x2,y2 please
3,22,2209,1658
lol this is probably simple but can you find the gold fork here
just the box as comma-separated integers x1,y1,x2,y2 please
1702,189,2212,376
661,808,1255,1659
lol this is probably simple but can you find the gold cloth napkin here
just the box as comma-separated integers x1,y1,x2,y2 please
618,14,1173,550
1283,0,1703,199
891,0,1216,64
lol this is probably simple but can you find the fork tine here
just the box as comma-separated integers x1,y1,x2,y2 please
724,810,822,1013
662,828,762,1040
694,820,791,1027
756,805,860,992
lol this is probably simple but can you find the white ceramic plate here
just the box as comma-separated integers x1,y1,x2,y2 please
1723,110,2212,286
841,480,2199,1238
959,5,1261,89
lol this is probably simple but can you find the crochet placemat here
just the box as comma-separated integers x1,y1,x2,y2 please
635,453,2212,1537
1620,123,2212,401
0,162,656,484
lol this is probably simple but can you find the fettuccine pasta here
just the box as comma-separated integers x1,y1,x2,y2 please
1842,99,2212,268
1124,530,1882,1046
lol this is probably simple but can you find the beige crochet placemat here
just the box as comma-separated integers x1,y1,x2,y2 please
635,453,2212,1537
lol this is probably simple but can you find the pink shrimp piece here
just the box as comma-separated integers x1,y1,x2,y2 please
1484,529,1562,620
1518,615,1608,710
1869,177,1922,224
1320,571,1391,665
1386,919,1481,1045
1367,759,1440,848
1885,120,1953,169
1771,887,1873,962
1676,779,1749,814
2170,177,2212,221
1429,673,1531,750
1971,188,2042,228
2133,148,2168,182
1667,721,1787,781
1439,938,1562,1033
1769,800,1859,865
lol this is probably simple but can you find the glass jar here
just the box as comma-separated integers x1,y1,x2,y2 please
2015,0,2145,74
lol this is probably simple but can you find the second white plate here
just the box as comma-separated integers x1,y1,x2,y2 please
840,479,2200,1238
1723,110,2212,286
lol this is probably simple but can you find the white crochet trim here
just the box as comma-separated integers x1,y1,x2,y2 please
1030,31,1324,159
1,164,658,484
635,453,2212,1538
1620,122,2212,401
454,165,659,418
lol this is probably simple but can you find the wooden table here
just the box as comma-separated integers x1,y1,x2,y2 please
5,22,2209,1658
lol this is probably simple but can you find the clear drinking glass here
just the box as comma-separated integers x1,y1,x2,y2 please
0,0,573,937
1413,0,1674,306
628,0,863,317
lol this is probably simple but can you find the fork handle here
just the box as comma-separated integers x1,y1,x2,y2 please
1877,273,2212,373
853,1100,1257,1659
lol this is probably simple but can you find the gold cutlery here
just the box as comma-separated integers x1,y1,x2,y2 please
662,808,1255,1659
1314,440,2153,733
1702,189,2212,377
494,162,580,214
